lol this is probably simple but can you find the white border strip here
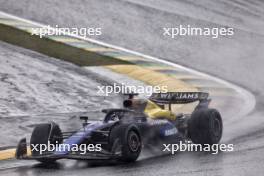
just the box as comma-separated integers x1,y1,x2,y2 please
0,11,256,117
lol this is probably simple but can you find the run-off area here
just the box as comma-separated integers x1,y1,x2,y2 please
0,41,124,147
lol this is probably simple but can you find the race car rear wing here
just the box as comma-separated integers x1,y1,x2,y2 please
150,92,210,110
149,92,209,104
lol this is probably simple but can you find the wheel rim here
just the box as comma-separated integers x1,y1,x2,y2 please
128,132,140,152
212,112,221,138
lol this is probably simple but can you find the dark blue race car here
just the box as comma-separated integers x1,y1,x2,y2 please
15,92,223,163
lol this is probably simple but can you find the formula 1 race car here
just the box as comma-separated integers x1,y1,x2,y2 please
16,92,222,163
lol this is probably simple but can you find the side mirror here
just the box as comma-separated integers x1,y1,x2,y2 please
80,116,88,123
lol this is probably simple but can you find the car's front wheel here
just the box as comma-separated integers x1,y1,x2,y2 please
109,124,142,162
30,122,62,163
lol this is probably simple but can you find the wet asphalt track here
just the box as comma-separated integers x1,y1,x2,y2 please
1,0,264,175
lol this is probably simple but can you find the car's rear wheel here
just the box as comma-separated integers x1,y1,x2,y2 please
30,122,62,163
109,124,142,162
188,108,223,145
